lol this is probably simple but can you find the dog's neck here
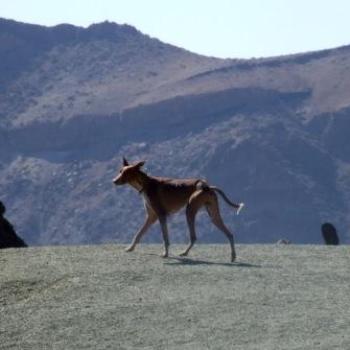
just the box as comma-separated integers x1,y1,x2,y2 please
128,170,149,194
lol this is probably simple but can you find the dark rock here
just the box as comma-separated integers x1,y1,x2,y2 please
321,223,339,245
0,201,27,249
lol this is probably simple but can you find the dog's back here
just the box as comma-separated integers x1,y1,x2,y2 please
144,177,203,215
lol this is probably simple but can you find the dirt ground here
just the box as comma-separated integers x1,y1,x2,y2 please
0,244,349,349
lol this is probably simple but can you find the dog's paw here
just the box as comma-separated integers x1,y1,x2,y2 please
125,245,135,252
179,251,188,257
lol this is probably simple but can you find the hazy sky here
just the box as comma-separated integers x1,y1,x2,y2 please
1,0,350,58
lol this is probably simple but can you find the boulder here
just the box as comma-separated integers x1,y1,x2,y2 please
0,201,27,249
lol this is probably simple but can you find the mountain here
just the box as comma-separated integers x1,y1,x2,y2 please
0,18,349,245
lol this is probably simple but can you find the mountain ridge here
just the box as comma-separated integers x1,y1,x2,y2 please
0,19,349,245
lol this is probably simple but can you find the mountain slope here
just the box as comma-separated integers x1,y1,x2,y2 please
0,18,349,245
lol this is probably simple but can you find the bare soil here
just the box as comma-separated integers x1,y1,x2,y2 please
0,244,349,349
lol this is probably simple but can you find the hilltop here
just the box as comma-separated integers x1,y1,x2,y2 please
0,19,350,245
1,244,349,349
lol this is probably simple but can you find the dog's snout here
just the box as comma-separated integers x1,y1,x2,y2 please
113,176,123,185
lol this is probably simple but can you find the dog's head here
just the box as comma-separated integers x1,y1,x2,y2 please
113,157,146,186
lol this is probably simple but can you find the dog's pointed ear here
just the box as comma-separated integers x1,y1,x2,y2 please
135,160,146,168
122,157,129,166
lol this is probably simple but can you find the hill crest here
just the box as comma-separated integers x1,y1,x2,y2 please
0,19,350,245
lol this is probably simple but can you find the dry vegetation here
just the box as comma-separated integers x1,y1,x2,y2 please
1,244,349,349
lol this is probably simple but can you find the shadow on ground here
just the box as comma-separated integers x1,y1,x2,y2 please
163,255,262,268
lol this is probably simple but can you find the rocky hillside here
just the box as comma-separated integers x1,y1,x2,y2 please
0,18,350,245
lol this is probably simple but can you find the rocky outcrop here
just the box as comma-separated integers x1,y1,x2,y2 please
321,223,340,245
0,201,27,249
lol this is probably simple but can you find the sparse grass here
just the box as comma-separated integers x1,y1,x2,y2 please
0,244,349,349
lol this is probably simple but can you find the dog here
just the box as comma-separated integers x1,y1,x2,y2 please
113,158,244,262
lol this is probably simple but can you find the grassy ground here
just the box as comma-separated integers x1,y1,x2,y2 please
0,244,349,349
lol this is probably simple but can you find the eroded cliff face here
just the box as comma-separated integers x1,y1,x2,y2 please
1,18,349,245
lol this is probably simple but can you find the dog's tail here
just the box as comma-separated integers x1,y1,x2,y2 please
210,186,245,215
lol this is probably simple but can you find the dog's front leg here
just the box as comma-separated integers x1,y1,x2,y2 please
125,213,157,252
159,216,170,258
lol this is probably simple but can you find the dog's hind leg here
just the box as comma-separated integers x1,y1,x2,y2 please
125,210,157,252
180,190,207,257
158,215,170,258
206,194,236,262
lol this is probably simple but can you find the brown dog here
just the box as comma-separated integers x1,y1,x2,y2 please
113,158,244,262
